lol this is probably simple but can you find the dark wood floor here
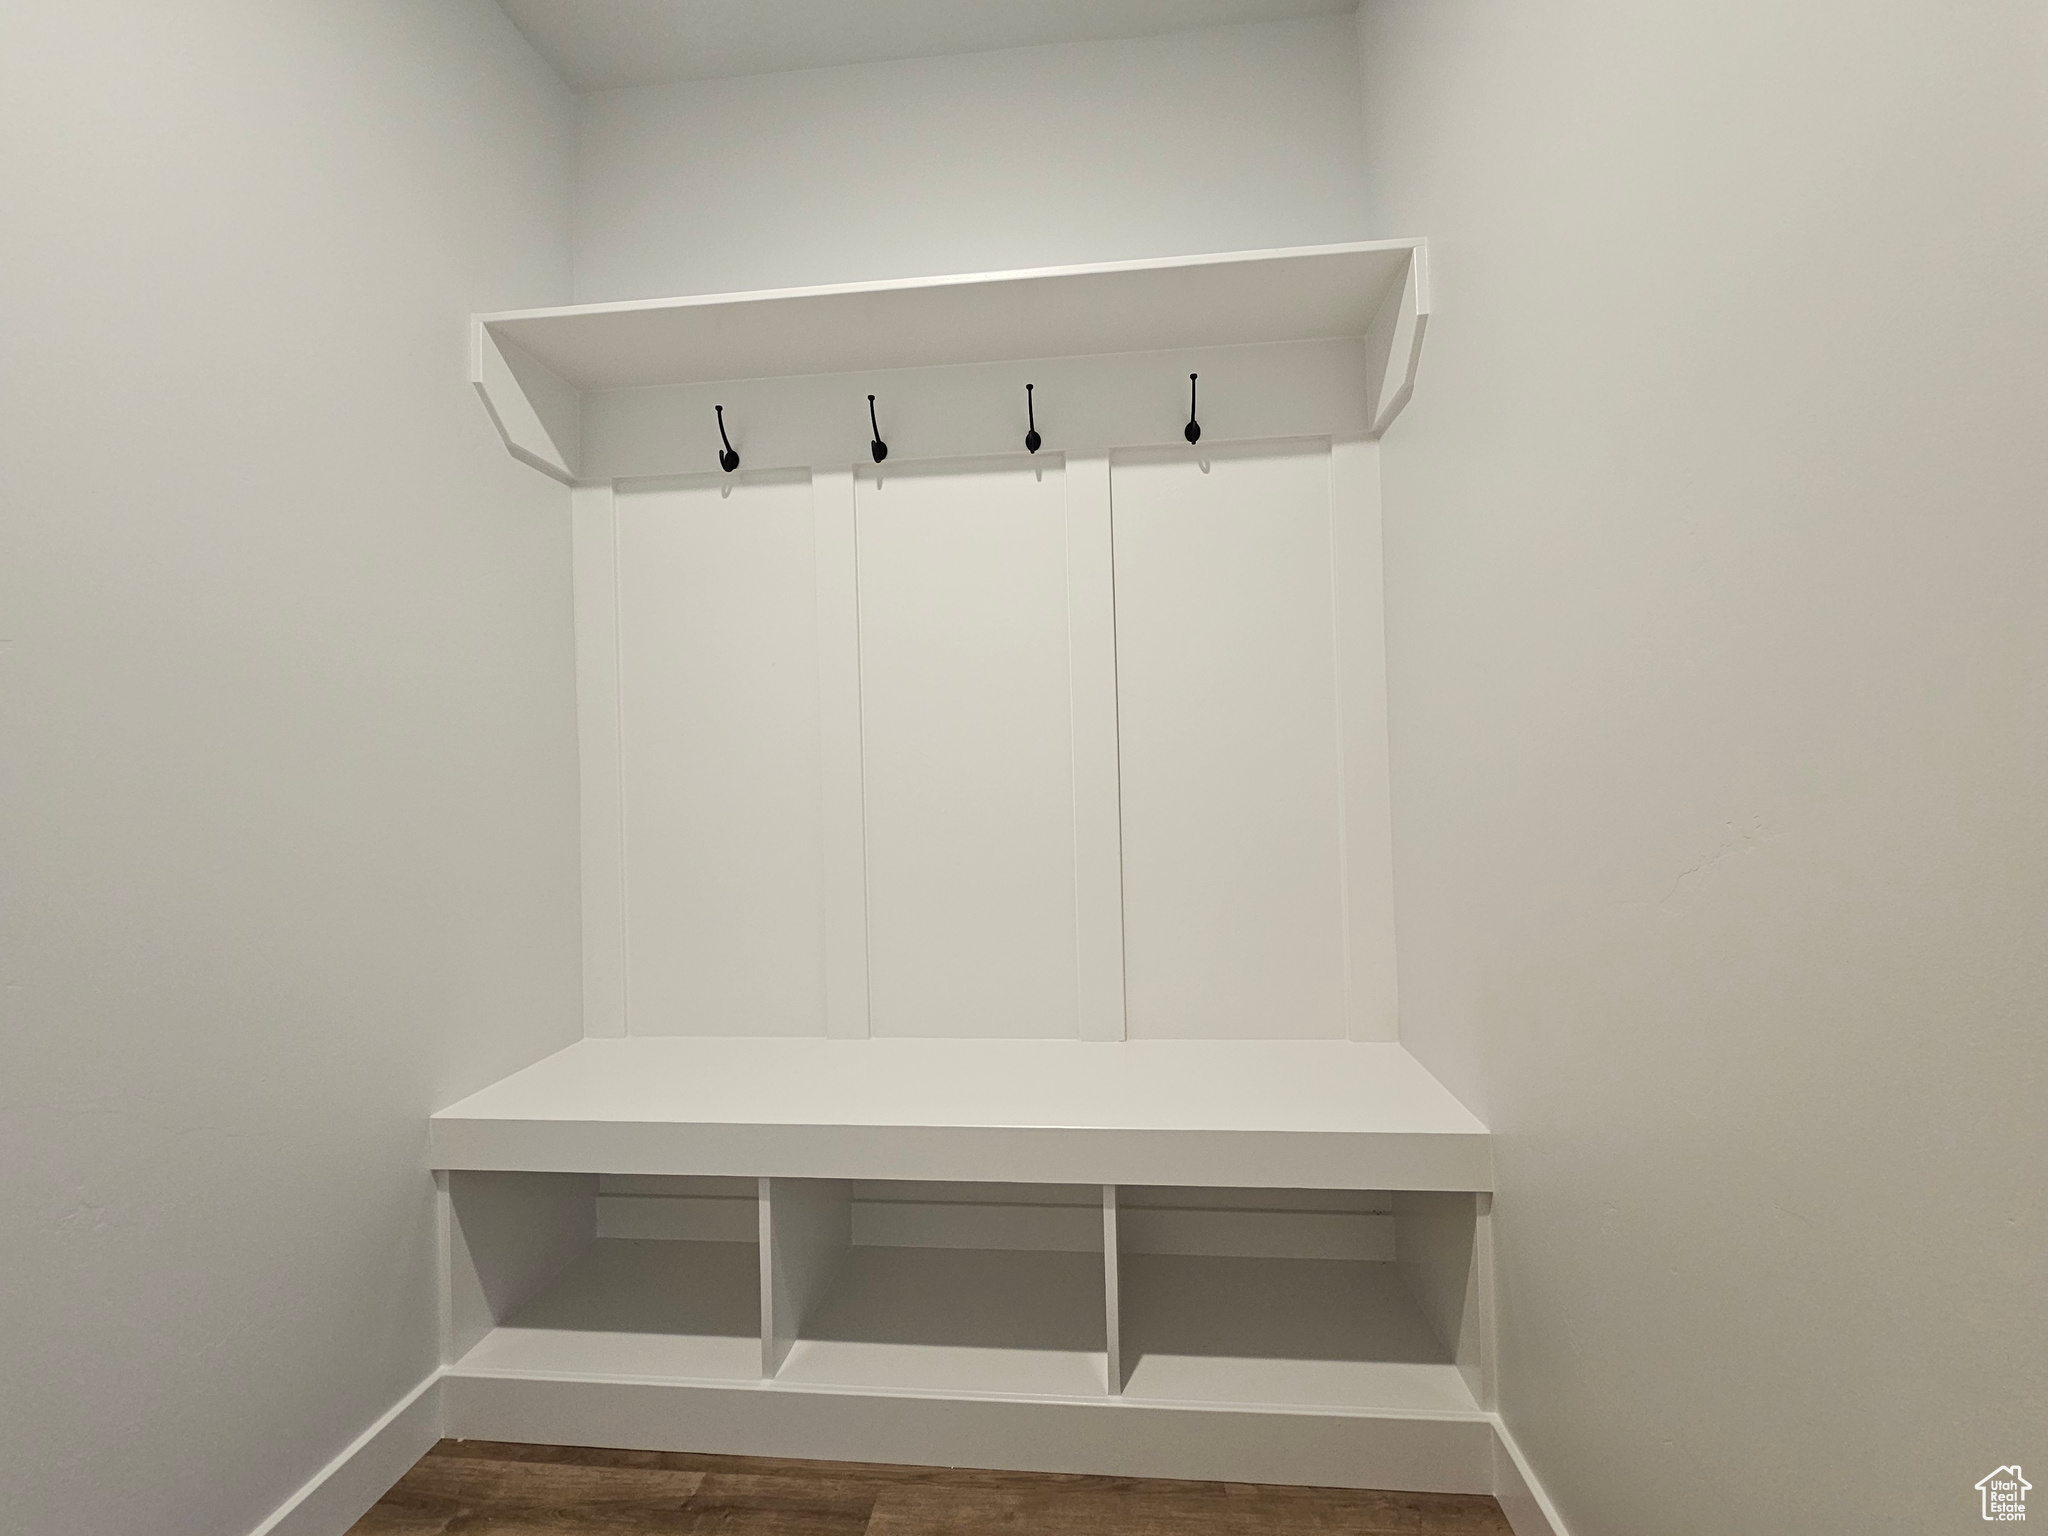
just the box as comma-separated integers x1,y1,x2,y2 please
349,1440,1513,1535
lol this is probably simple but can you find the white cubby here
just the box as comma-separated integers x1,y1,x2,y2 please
770,1179,1108,1398
1116,1255,1472,1413
775,1243,1109,1398
460,1238,761,1382
1109,1186,1491,1417
439,1170,1495,1487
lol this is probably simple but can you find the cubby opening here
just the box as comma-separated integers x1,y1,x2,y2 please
1111,1187,1490,1415
442,1173,1493,1427
766,1179,1110,1398
449,1172,761,1382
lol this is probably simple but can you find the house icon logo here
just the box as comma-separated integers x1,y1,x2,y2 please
1978,1466,2030,1521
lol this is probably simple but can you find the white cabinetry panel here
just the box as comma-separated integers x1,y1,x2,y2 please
616,473,827,1034
855,459,1079,1037
1112,443,1348,1038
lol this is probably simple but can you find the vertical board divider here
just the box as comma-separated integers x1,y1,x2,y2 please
573,482,628,1037
1066,455,1127,1040
1103,1184,1124,1393
1328,437,1399,1041
813,468,871,1037
760,1177,852,1378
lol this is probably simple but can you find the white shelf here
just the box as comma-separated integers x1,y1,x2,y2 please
482,241,1423,393
470,241,1431,481
1119,1253,1479,1416
456,1238,760,1382
430,1036,1492,1192
776,1246,1108,1399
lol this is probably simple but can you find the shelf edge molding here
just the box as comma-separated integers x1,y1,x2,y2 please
470,240,1432,485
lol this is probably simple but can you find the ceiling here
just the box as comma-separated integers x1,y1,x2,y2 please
498,0,1356,93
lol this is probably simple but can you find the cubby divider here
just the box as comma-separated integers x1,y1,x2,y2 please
1102,1184,1123,1394
759,1176,851,1376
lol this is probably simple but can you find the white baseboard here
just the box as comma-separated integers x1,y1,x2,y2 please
444,1371,1496,1494
236,1368,1570,1536
1492,1417,1571,1536
246,1372,442,1536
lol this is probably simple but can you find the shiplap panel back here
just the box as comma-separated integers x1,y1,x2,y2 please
1112,443,1349,1038
855,458,1080,1037
601,440,1385,1042
616,473,828,1034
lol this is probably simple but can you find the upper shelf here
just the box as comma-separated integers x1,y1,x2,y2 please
471,241,1432,482
429,1035,1490,1192
483,240,1426,392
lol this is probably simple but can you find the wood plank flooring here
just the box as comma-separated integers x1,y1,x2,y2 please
349,1440,1514,1535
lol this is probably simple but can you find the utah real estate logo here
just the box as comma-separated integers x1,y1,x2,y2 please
1977,1466,2030,1522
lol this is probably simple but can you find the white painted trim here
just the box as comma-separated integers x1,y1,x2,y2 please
1471,1194,1498,1411
1329,437,1399,1041
479,240,1424,398
1492,1418,1573,1536
431,1037,1491,1191
572,484,628,1036
472,327,579,482
812,468,871,1037
762,1177,851,1376
473,243,1435,480
237,1378,1565,1535
1364,245,1430,439
441,1371,1495,1494
1065,454,1126,1040
243,1373,441,1536
434,1170,453,1367
481,240,1428,331
1102,1185,1124,1394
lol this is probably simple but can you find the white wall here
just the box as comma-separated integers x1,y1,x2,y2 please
571,15,1371,301
1358,3,2048,1533
0,4,580,1534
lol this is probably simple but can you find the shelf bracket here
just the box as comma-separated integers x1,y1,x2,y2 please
472,321,583,484
1363,243,1431,439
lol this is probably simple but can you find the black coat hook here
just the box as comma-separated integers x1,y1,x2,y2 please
1024,383,1041,454
1184,373,1202,445
715,405,739,473
867,394,888,464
